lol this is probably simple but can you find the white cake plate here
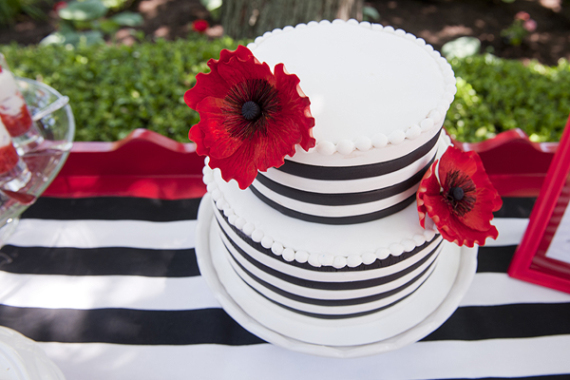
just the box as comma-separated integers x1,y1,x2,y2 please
196,194,477,358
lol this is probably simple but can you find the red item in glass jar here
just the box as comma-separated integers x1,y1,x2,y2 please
0,103,33,137
0,143,19,174
2,189,35,204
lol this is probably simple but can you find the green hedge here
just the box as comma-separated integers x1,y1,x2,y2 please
1,36,242,142
447,55,570,142
1,39,569,142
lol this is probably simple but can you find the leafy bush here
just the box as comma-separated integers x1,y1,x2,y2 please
42,0,144,47
1,38,569,143
0,0,49,26
447,54,570,142
1,36,242,141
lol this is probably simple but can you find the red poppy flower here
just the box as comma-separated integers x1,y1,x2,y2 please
184,45,315,189
191,19,209,33
416,146,502,247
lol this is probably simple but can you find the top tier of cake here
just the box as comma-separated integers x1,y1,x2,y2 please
248,19,456,165
245,20,455,225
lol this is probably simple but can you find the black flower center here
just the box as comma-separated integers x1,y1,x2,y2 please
444,170,476,216
223,79,281,140
241,101,261,121
450,186,464,201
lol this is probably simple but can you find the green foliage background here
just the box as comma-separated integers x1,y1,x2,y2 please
1,37,241,141
446,55,570,142
1,37,569,142
0,0,49,26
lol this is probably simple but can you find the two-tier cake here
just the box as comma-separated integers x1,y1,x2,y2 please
189,19,497,350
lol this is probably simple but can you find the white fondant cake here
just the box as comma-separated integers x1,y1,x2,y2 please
203,20,456,320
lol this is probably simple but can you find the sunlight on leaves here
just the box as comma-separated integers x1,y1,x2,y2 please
442,36,481,59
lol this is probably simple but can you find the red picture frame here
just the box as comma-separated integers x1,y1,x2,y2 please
508,114,570,294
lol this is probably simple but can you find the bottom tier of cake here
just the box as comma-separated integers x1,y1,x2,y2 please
204,159,450,319
195,195,477,351
214,206,444,319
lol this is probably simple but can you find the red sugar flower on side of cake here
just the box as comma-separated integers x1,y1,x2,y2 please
416,146,502,247
185,45,315,189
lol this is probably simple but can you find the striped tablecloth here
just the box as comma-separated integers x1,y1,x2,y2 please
0,127,567,380
0,193,569,380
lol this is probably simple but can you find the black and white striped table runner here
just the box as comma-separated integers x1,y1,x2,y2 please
0,195,568,380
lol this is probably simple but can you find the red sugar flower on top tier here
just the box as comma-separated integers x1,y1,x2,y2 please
184,45,315,189
416,146,502,247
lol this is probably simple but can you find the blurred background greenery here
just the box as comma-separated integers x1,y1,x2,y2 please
1,0,569,142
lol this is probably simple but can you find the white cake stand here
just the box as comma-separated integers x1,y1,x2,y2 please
196,194,477,358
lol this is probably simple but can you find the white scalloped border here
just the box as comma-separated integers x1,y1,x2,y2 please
247,19,457,157
203,164,440,270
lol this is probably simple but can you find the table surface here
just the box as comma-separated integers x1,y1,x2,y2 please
0,129,569,380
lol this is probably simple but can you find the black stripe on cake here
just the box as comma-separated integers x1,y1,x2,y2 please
272,128,441,180
219,223,443,290
226,244,438,306
253,157,434,206
248,189,417,224
242,267,436,320
216,207,441,272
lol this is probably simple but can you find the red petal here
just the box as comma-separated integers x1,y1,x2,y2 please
446,147,503,231
426,146,502,247
423,193,453,228
468,153,503,212
438,146,474,191
193,97,243,158
209,140,263,189
273,63,315,151
438,147,477,179
184,71,230,110
188,122,206,155
219,45,256,65
184,45,316,189
257,119,300,170
184,46,259,110
440,213,499,247
416,160,440,228
216,55,275,91
457,184,501,231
